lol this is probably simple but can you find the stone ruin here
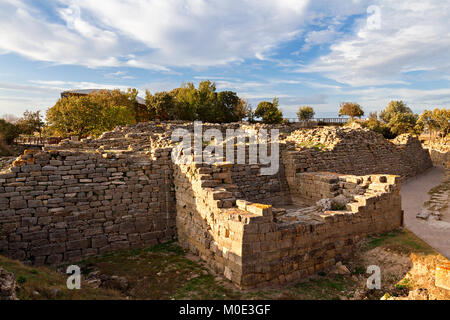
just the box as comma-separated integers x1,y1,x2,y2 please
0,121,433,288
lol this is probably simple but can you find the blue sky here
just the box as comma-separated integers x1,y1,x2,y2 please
0,0,449,119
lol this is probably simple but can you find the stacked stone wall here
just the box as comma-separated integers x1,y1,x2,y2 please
283,128,432,182
238,173,403,288
175,164,403,288
422,139,449,168
0,149,176,264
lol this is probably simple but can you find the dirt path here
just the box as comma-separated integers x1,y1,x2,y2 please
401,166,450,258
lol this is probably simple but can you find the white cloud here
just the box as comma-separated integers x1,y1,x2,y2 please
0,0,311,69
299,0,450,86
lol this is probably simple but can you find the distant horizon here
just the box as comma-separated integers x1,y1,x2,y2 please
1,1,449,119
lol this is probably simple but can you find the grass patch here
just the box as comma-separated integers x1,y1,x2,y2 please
394,277,413,290
76,241,240,300
296,141,328,151
363,228,436,255
0,254,123,300
282,275,356,300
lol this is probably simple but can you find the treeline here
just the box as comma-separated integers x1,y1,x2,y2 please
2,83,448,142
45,81,254,137
296,101,449,140
362,101,449,139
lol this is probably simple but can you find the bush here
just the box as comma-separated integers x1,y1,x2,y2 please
362,113,397,139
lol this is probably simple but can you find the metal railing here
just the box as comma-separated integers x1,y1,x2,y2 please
284,117,350,124
14,136,63,146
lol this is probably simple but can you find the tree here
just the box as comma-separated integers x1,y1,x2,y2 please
388,112,418,136
216,91,241,122
254,98,283,124
416,110,436,140
338,102,364,119
0,118,19,144
46,91,136,138
431,108,450,138
379,100,418,135
16,110,44,137
297,106,315,121
362,113,396,139
234,98,252,121
379,100,412,123
127,88,150,122
196,80,217,122
146,91,176,120
172,83,198,121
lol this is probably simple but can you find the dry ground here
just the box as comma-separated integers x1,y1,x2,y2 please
1,228,448,300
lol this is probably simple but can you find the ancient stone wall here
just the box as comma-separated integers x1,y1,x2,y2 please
422,139,449,168
175,163,403,288
230,164,291,206
237,173,402,288
174,161,246,283
0,148,176,264
283,127,433,180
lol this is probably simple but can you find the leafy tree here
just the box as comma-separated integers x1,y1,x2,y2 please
0,118,19,144
418,108,450,139
254,98,283,124
234,98,252,121
172,83,198,121
379,100,412,123
16,110,44,137
432,108,450,137
145,91,176,120
361,112,395,139
46,90,135,138
196,80,217,122
338,102,364,119
416,110,436,140
216,91,241,122
127,88,150,122
297,106,315,121
379,100,418,135
388,112,418,135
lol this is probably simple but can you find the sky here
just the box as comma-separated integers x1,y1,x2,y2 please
0,0,449,119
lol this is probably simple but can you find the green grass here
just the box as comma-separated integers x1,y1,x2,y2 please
75,241,239,300
363,229,436,255
281,275,356,300
296,141,328,151
0,254,123,300
394,277,413,290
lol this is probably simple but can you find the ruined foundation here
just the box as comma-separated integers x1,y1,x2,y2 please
0,122,433,287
